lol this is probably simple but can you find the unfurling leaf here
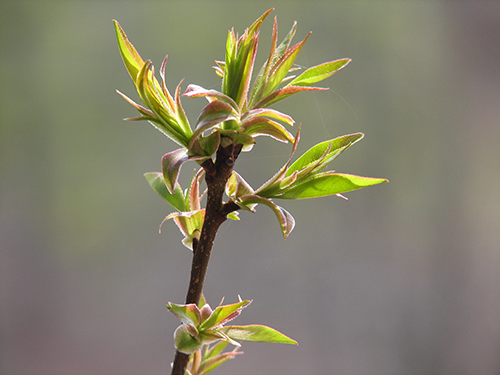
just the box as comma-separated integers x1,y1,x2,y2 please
167,302,202,327
233,195,295,238
174,324,203,354
220,324,297,345
144,172,185,212
289,58,351,87
275,172,388,199
200,300,251,331
285,133,364,177
114,20,144,82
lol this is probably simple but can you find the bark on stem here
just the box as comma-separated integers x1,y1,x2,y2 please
170,143,241,375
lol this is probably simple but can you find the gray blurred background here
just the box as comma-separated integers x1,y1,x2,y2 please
1,1,499,374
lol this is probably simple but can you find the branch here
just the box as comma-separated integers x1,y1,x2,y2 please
170,142,241,375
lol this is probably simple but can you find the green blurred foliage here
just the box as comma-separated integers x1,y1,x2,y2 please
1,1,499,375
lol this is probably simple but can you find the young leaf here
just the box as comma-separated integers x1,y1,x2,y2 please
173,324,202,354
285,133,364,177
198,348,241,375
114,20,145,82
288,58,351,87
241,108,294,127
165,209,205,249
136,61,191,147
144,172,186,212
226,172,255,199
183,84,239,111
276,172,388,199
262,33,311,98
162,148,189,194
189,101,239,150
200,300,251,330
252,85,326,109
239,118,295,143
219,325,297,345
167,302,202,327
235,195,295,238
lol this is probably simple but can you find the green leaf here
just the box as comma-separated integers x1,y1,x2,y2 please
173,324,202,354
187,168,204,212
220,325,297,345
161,148,189,194
198,344,241,375
236,195,295,238
262,33,311,98
144,172,186,211
227,212,240,221
222,9,273,108
174,79,192,138
189,101,239,150
289,58,351,87
113,20,145,82
165,209,205,249
276,172,388,199
240,118,295,143
188,129,221,159
200,300,250,330
183,84,239,111
203,341,229,360
116,90,156,119
285,133,364,177
252,85,327,108
254,124,302,196
226,172,255,198
167,302,202,327
275,21,298,61
136,61,191,147
241,108,294,126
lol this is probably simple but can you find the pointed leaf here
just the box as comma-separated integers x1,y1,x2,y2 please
276,172,388,199
136,61,190,147
165,209,205,249
116,90,156,118
226,172,255,198
285,133,364,177
220,325,297,344
236,195,295,238
159,55,176,109
167,302,202,327
198,348,241,375
275,21,298,60
250,16,278,105
289,58,351,87
203,340,229,360
174,79,192,137
240,118,295,143
200,300,250,330
255,124,301,195
253,85,327,108
114,20,145,82
183,84,239,110
241,108,294,126
161,148,188,194
203,329,241,347
188,168,205,211
189,129,221,158
173,324,202,354
189,101,239,150
263,33,311,97
144,172,186,212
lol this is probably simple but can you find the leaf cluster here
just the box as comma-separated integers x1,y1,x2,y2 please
114,9,386,245
167,296,296,375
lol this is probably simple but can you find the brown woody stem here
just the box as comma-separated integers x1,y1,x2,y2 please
170,142,241,375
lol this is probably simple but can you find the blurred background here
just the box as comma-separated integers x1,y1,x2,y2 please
1,1,499,374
